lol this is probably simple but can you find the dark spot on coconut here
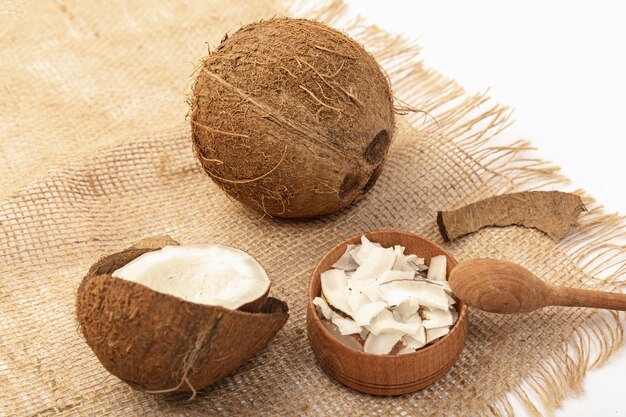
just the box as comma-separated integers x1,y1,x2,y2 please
364,130,390,165
339,173,360,200
361,163,384,194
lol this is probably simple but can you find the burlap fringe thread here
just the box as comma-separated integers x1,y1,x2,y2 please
289,1,626,416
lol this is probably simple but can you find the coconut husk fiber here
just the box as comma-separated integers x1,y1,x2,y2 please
1,1,625,416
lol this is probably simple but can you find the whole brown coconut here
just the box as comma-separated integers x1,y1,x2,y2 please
76,238,288,395
191,18,395,218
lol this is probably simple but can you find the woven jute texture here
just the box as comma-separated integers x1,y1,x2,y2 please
1,1,625,416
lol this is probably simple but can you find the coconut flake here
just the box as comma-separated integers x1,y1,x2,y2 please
397,346,416,355
353,301,387,326
426,327,450,344
391,308,404,322
405,254,427,273
364,331,404,355
396,298,420,319
361,283,384,302
367,309,422,337
320,269,352,315
331,244,359,271
379,280,449,310
360,270,414,302
422,308,454,329
405,254,425,265
346,277,375,292
391,245,414,272
404,282,449,310
348,290,370,313
350,246,396,281
424,279,452,292
426,255,447,281
312,297,332,320
401,314,424,338
350,236,381,265
403,329,426,349
359,328,370,340
414,277,452,293
380,269,415,283
377,280,414,306
348,246,362,265
331,313,362,335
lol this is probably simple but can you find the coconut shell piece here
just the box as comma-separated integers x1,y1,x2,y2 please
76,242,288,396
437,191,586,242
190,18,395,218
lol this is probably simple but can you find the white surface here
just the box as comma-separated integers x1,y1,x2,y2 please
342,1,626,415
112,244,269,309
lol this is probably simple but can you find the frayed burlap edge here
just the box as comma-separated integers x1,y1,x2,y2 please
288,1,626,416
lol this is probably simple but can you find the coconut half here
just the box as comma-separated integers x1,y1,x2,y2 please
76,237,288,396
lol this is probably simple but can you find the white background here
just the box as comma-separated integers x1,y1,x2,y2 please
342,1,626,416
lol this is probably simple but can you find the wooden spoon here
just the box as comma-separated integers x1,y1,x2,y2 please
449,258,626,314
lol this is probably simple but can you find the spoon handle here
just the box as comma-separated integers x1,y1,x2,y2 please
548,286,626,311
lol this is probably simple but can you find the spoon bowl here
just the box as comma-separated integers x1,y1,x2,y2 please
449,258,626,314
449,259,549,313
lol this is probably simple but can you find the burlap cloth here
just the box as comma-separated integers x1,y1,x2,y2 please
1,1,625,416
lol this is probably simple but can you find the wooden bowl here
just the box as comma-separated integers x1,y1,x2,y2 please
307,230,468,396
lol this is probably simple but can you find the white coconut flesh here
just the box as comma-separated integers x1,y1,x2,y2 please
331,244,359,271
353,301,387,326
378,280,449,310
422,308,454,329
314,237,458,355
426,255,447,281
349,236,381,265
313,296,362,335
331,314,362,335
403,329,426,349
320,269,352,316
312,296,333,320
112,244,270,310
396,298,420,319
364,331,404,355
350,246,396,281
367,309,422,336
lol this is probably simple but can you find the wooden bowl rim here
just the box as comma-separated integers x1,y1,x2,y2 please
308,229,468,361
